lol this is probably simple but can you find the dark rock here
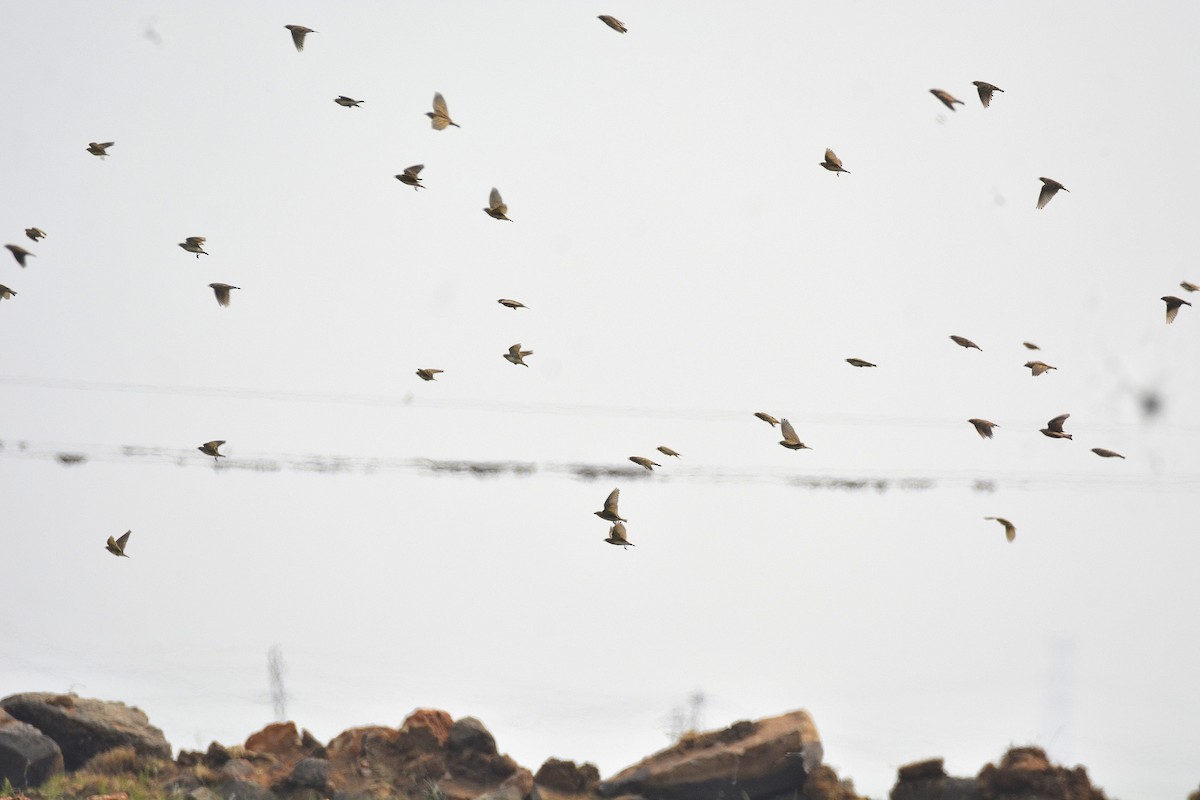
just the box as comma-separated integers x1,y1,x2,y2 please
400,709,453,746
447,717,496,756
599,709,820,800
533,759,601,794
898,759,947,782
976,746,1107,800
0,693,170,770
804,764,866,800
206,742,232,767
216,778,278,800
287,758,329,790
220,758,255,780
0,707,65,788
891,757,977,800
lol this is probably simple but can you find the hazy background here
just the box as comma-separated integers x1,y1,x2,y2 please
3,2,1199,798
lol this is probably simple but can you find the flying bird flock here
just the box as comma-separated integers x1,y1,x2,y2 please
2,13,1193,559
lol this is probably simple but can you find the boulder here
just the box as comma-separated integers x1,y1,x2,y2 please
287,758,329,790
401,709,453,747
0,693,170,770
220,758,256,780
976,746,1107,800
0,707,64,788
532,758,600,800
599,709,821,800
445,718,517,786
891,758,978,800
216,778,278,800
804,765,866,800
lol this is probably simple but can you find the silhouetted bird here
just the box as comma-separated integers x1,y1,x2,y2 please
198,440,226,461
605,522,634,548
950,335,981,351
285,25,315,52
1162,295,1191,324
497,298,526,310
1037,177,1069,209
969,419,998,439
209,283,240,306
179,236,208,257
335,96,364,108
972,81,1003,107
4,244,33,267
778,418,811,450
929,89,964,111
846,358,876,367
1091,448,1125,459
0,285,15,301
820,149,849,175
1024,361,1057,376
395,165,424,190
484,187,511,220
985,517,1016,543
1040,414,1072,440
629,456,660,471
87,142,114,158
415,369,443,381
657,446,681,458
598,15,627,33
754,412,780,427
1180,281,1198,293
106,530,131,557
1022,342,1041,350
504,343,532,366
24,228,46,242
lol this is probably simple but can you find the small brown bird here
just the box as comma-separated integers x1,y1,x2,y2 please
984,517,1016,543
1091,447,1126,459
87,141,115,158
4,244,34,268
950,335,982,351
819,148,850,175
198,440,226,461
504,343,532,366
415,368,443,381
395,165,424,190
846,358,876,368
1022,341,1041,350
106,530,132,557
0,285,16,301
595,488,626,522
497,298,526,310
930,89,964,111
605,522,634,548
1040,414,1072,440
334,96,364,108
656,446,681,458
1024,361,1057,376
1037,177,1069,209
778,418,811,450
1162,295,1191,324
1180,281,1199,293
484,187,511,221
629,456,660,471
754,412,780,427
427,92,459,130
597,15,627,33
209,283,240,306
24,228,46,242
179,236,208,257
972,81,1004,108
284,25,315,52
968,418,998,439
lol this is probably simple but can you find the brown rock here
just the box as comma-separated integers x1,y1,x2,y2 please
401,709,453,746
891,756,977,800
898,759,947,782
977,746,1107,800
805,764,865,800
0,693,170,770
599,709,821,800
246,723,302,758
445,717,518,787
0,707,65,788
533,759,601,795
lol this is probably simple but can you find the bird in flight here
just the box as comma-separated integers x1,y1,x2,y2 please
285,25,315,52
504,343,533,366
1024,361,1057,376
984,517,1016,543
179,236,208,257
605,522,634,548
972,81,1003,108
656,446,681,458
427,92,459,130
1022,342,1041,351
497,298,526,310
198,440,226,461
778,418,811,450
24,228,46,242
950,335,981,351
395,165,424,190
1091,448,1125,459
209,283,240,307
334,96,364,108
1040,414,1072,440
484,187,512,221
87,141,115,158
597,15,627,33
819,149,849,175
929,89,964,111
846,358,876,368
968,419,998,439
629,456,660,471
415,369,443,382
4,244,34,268
754,412,780,427
1036,177,1069,209
595,488,626,522
1180,281,1198,293
106,530,132,557
1162,295,1191,324
0,285,16,301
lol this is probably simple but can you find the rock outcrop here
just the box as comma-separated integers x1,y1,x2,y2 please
890,758,977,800
976,746,1107,800
598,709,822,800
0,694,170,771
0,708,65,788
531,758,600,800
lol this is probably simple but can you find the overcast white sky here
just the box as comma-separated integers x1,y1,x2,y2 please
3,2,1200,798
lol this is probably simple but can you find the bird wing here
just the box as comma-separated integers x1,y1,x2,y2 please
433,92,449,116
489,187,504,209
780,418,799,444
507,343,522,358
1047,414,1069,432
406,164,424,178
975,83,993,107
604,488,620,514
289,27,308,51
1037,183,1057,209
116,530,131,550
824,149,842,168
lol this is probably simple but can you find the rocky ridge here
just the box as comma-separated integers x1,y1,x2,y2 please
0,692,1121,800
